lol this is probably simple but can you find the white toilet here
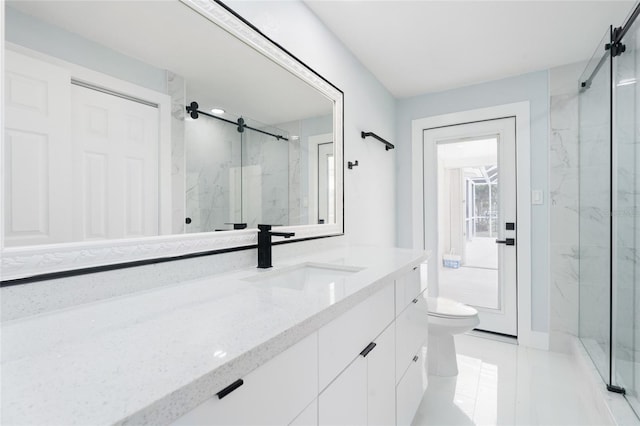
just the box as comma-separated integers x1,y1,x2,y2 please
427,297,479,377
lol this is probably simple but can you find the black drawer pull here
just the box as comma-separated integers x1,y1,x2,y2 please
412,298,418,304
413,355,419,362
217,379,244,399
360,342,377,358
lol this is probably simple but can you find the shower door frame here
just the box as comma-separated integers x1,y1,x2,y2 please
578,3,640,415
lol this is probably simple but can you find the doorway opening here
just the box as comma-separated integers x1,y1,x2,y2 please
437,138,499,311
425,117,517,336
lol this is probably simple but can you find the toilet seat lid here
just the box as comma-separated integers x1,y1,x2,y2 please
427,297,478,318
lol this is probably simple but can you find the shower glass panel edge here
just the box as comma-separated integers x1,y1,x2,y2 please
613,13,640,417
578,26,613,386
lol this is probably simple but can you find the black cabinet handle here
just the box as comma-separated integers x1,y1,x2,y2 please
360,342,377,358
412,298,418,304
413,355,419,362
217,379,244,399
413,266,418,271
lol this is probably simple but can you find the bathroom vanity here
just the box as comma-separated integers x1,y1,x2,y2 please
1,246,430,425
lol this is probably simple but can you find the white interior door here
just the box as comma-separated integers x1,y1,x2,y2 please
308,133,333,225
425,117,517,336
71,85,159,240
4,50,73,247
317,142,334,224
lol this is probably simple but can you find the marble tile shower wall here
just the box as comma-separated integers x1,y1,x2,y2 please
169,72,186,234
549,91,580,348
242,127,289,228
578,66,612,365
185,117,241,233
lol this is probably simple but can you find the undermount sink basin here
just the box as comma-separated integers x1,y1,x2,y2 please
243,262,364,290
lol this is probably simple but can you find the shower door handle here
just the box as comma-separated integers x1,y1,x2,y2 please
495,238,515,246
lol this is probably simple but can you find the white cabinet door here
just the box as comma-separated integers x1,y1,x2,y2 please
290,399,318,426
395,265,426,315
396,347,428,426
396,297,429,382
171,333,318,426
367,324,395,426
4,50,72,247
319,285,394,390
318,356,367,426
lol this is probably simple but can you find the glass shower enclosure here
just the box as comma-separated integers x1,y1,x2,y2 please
579,6,640,418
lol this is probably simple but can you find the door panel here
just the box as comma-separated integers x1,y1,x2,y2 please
4,50,72,246
317,142,333,224
71,85,159,240
425,117,517,336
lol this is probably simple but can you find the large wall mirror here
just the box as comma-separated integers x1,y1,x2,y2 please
2,0,344,281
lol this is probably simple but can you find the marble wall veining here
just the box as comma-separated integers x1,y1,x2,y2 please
185,117,242,233
242,122,290,228
549,84,580,351
578,54,613,380
169,71,187,234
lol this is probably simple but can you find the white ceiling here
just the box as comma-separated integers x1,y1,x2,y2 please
305,1,635,98
8,1,332,126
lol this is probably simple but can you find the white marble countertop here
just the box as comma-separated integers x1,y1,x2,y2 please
1,245,428,425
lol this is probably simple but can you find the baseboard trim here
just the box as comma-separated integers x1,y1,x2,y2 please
519,330,549,350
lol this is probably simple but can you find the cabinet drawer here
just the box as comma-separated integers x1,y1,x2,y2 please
171,332,318,426
395,296,428,382
395,264,427,315
318,355,367,425
396,347,428,426
319,284,394,390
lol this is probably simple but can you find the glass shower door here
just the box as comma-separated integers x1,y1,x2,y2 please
613,16,640,416
578,27,612,383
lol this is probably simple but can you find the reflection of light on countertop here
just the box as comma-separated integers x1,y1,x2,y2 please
618,78,636,87
329,282,335,304
213,350,227,359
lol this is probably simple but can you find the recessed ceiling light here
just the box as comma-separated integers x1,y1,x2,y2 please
211,108,225,115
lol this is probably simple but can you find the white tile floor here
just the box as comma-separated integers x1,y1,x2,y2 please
412,334,613,426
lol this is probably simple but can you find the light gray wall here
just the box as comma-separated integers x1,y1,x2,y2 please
227,0,397,247
395,71,550,333
5,6,167,93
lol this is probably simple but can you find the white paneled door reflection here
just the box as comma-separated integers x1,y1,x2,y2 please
4,50,72,247
4,49,162,246
71,85,159,240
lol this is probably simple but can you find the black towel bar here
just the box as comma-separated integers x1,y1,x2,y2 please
361,131,394,151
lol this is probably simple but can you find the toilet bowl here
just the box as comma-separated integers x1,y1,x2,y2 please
427,297,479,377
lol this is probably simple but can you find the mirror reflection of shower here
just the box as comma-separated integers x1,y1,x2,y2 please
184,102,335,232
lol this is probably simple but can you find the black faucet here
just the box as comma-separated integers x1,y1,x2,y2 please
257,224,295,268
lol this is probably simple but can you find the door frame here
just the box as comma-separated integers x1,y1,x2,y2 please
428,118,517,336
308,133,333,225
411,102,547,350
